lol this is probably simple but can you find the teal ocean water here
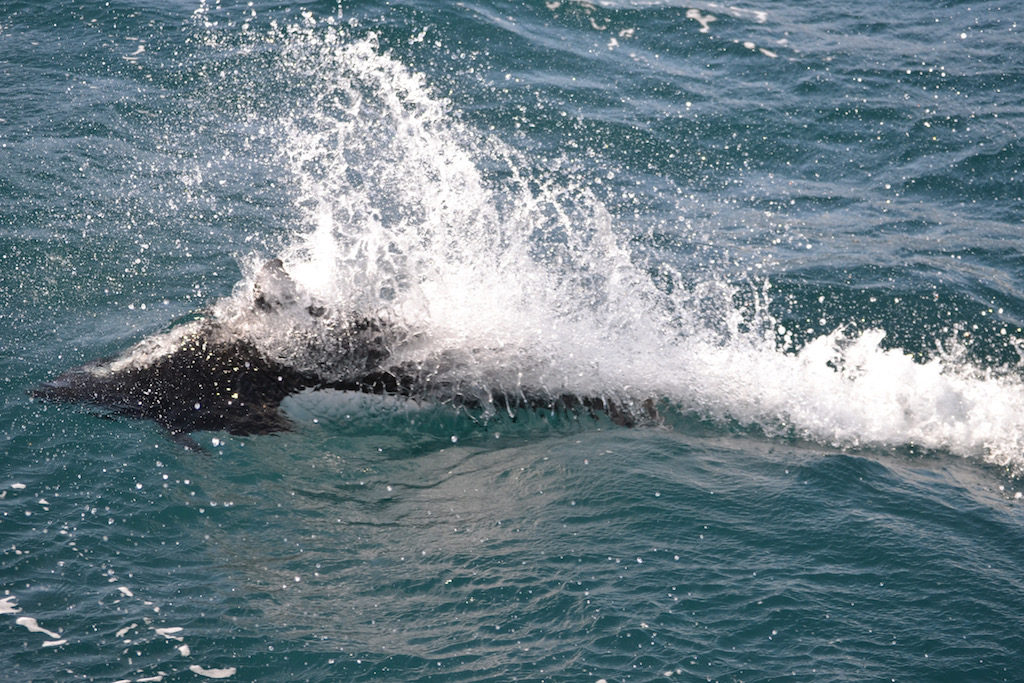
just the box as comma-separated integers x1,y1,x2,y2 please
3,1,1024,680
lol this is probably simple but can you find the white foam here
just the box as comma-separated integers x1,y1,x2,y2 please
658,328,1024,467
0,596,21,615
16,616,61,639
686,9,716,33
115,622,138,638
197,17,1024,471
189,665,236,679
154,626,184,641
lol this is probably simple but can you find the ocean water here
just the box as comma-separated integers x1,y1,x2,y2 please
3,0,1024,680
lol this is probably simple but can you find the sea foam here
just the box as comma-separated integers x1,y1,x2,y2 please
191,13,1024,470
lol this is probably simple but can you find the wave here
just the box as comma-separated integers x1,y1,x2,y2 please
188,8,1024,469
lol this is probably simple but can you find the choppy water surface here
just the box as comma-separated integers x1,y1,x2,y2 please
3,1,1024,680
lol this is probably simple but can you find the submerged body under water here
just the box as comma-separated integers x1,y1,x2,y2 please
3,1,1024,680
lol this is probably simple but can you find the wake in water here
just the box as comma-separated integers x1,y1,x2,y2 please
41,9,1024,469
35,255,657,435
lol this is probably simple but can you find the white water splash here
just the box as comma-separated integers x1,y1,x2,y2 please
16,616,62,639
664,328,1024,467
154,626,184,641
0,596,21,615
189,664,237,679
194,12,1024,470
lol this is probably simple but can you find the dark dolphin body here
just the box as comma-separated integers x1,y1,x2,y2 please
35,261,652,437
33,317,407,436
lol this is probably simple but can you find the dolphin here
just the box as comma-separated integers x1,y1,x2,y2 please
34,260,653,436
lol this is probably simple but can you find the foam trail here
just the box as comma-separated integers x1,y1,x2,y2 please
658,328,1024,468
0,596,20,615
189,665,236,679
17,616,61,639
193,12,1024,470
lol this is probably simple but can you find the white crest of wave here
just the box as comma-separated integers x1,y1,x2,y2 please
672,328,1024,468
201,13,1024,469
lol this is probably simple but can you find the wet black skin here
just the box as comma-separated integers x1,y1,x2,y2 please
34,328,645,435
32,317,420,436
34,261,652,436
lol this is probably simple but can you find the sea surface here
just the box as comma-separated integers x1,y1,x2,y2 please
3,1,1024,680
